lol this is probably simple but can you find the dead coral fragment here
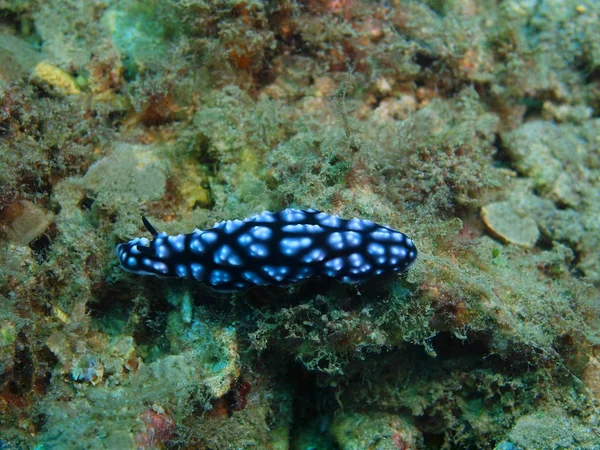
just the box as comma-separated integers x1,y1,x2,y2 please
71,355,105,386
135,406,176,449
481,201,539,248
2,200,53,246
583,356,600,401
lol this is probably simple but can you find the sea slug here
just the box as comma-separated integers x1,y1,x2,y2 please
116,209,417,291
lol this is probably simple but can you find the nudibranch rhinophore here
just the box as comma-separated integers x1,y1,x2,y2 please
116,209,417,291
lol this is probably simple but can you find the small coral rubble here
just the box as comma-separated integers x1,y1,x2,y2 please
135,407,176,449
502,119,600,282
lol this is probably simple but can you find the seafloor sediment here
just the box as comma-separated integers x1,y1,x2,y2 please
0,1,599,449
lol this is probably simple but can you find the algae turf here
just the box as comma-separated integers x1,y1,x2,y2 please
0,0,600,448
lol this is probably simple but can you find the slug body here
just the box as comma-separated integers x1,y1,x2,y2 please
116,209,417,291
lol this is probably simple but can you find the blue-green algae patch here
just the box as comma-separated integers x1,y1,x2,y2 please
104,6,168,77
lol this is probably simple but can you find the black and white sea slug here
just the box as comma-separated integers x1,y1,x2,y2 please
116,209,417,291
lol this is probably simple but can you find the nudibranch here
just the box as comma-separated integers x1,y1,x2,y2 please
116,209,417,291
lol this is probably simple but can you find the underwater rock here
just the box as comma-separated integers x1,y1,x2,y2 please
330,411,422,449
501,120,594,208
481,201,539,248
542,101,592,124
507,408,586,449
373,95,418,123
165,312,240,398
47,328,138,387
0,321,17,380
502,119,600,280
104,8,167,75
82,143,167,208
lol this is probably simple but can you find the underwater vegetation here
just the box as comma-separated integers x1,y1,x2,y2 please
0,0,599,448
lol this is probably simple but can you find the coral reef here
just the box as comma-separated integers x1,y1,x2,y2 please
0,0,599,449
